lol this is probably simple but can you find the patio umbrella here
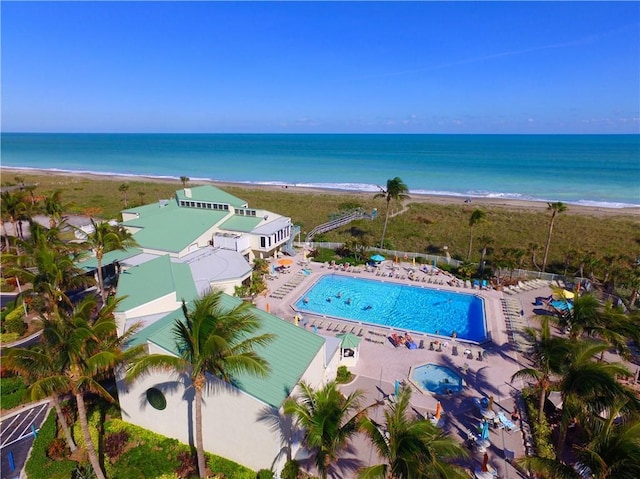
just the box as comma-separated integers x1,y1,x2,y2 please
394,380,400,397
278,258,294,267
266,303,270,313
435,401,442,421
482,452,489,472
487,395,494,411
412,257,416,267
371,254,385,262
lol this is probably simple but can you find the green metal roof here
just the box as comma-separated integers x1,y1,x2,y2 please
336,332,362,349
219,215,263,233
122,203,228,253
130,295,325,408
175,185,247,208
77,247,143,271
116,255,197,312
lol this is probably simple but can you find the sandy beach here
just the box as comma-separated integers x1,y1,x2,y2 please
3,167,638,219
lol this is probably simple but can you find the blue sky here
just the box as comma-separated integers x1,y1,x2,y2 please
2,1,639,133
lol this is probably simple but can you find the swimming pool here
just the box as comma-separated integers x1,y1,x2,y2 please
410,364,463,395
295,275,486,342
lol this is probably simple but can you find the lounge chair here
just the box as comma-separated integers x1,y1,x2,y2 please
357,328,363,336
497,411,520,432
405,333,418,349
418,339,425,349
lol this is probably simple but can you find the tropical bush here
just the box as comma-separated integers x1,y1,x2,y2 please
0,375,27,410
336,365,353,384
522,387,555,459
256,469,275,479
280,459,300,479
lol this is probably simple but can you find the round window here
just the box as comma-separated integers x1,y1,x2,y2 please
146,388,167,410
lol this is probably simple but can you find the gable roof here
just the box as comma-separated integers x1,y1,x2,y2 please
176,185,248,208
122,202,228,253
116,255,197,313
130,294,325,408
77,247,143,271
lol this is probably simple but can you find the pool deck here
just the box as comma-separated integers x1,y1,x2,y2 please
255,254,555,478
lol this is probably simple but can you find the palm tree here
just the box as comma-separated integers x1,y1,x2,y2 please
284,380,365,479
126,290,274,478
118,183,130,207
42,189,65,228
180,176,190,187
1,190,28,242
555,341,636,459
358,384,468,479
573,401,640,479
511,317,572,422
467,209,486,261
5,236,91,315
374,177,409,249
24,296,142,479
5,339,78,453
477,234,493,278
542,202,567,273
82,219,138,301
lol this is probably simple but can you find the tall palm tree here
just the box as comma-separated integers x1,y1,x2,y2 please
374,177,409,249
118,183,130,207
358,384,468,479
284,380,365,479
511,317,572,422
477,234,493,278
555,341,636,459
180,176,190,187
81,219,138,301
20,296,142,479
467,209,486,261
126,290,274,479
542,202,567,273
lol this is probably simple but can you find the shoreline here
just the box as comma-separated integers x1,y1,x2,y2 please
2,166,639,219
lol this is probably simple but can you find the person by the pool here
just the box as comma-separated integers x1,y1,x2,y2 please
346,298,351,305
336,292,342,298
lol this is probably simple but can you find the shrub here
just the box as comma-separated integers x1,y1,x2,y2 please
281,459,300,479
4,313,26,336
336,365,352,384
103,430,129,461
257,469,275,479
0,332,19,343
47,437,70,460
522,388,555,459
175,450,198,479
0,376,27,410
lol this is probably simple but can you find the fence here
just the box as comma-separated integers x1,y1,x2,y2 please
297,241,579,284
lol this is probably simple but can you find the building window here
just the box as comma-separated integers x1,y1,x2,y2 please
260,237,266,248
146,388,167,410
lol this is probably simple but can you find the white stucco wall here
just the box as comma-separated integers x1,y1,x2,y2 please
117,369,287,472
124,292,179,319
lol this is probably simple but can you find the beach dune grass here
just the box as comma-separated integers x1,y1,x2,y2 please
2,170,638,271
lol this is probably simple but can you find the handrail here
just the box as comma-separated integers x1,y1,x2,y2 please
305,210,372,242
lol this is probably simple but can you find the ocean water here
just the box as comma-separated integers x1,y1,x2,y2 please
2,133,639,208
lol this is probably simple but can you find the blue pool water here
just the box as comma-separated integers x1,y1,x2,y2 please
411,364,463,394
295,275,486,342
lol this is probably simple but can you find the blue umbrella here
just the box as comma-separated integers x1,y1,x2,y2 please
371,254,385,262
394,379,400,396
481,419,490,440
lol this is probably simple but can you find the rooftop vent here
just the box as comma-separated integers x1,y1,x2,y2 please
184,188,192,198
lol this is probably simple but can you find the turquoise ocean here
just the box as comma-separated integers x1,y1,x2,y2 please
2,133,639,208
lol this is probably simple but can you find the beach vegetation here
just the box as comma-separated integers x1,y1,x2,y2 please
280,459,300,479
358,384,468,479
373,177,410,249
118,183,130,207
126,290,275,479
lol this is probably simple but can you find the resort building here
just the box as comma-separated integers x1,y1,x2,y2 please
78,185,342,472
